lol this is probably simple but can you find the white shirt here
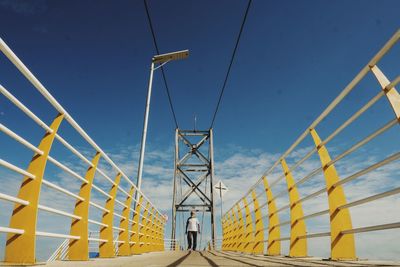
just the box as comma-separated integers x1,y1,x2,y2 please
187,217,200,232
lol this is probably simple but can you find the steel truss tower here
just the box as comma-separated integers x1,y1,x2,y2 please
171,129,216,249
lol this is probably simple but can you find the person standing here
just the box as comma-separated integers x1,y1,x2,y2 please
185,210,200,251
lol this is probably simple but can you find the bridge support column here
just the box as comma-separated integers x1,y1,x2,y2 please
99,173,121,258
243,198,254,254
281,158,307,257
5,113,64,264
251,190,264,254
131,196,143,254
69,152,101,260
262,176,281,255
310,129,356,260
117,186,135,256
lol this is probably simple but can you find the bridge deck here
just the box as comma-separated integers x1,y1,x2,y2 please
42,251,400,267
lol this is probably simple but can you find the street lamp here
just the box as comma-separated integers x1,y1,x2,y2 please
136,49,189,191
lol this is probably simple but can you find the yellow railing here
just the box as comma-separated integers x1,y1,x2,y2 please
0,38,165,264
222,29,400,260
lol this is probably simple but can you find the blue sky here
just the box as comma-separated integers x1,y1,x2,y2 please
1,0,400,261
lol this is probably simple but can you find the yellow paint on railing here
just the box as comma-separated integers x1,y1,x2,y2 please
99,173,121,258
225,212,234,250
281,158,307,257
147,207,155,252
262,176,281,255
130,196,143,254
5,113,64,264
236,204,245,252
118,186,135,256
243,198,254,254
371,65,400,119
136,202,150,254
310,129,356,260
251,190,264,254
69,152,101,260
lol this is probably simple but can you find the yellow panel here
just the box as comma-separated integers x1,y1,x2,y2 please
236,205,245,252
370,65,400,119
243,198,254,254
262,176,281,255
99,173,121,258
281,158,307,257
130,196,143,254
68,152,101,260
310,129,356,260
251,190,264,254
5,113,64,264
117,186,135,256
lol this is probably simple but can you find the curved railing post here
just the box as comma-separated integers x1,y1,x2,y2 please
69,152,101,260
5,113,64,264
262,176,281,255
229,211,237,251
251,190,264,254
117,186,135,256
243,198,254,253
131,195,143,254
370,65,400,119
310,129,356,260
136,202,150,254
221,216,226,250
236,204,245,252
99,173,121,258
160,217,165,251
156,214,162,251
281,158,307,257
147,207,155,252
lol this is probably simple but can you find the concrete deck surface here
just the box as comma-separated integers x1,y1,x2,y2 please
4,251,400,266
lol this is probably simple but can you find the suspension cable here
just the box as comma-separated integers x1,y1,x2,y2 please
143,0,179,129
209,0,252,128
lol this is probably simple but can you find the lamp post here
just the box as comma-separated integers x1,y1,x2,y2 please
136,50,189,191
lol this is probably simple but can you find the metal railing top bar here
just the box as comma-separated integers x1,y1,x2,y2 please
42,179,84,201
0,123,44,155
0,38,164,217
338,186,400,210
54,133,94,167
47,155,88,184
0,84,53,133
0,192,29,206
0,226,24,235
223,29,400,216
341,222,400,235
36,231,80,240
231,116,399,217
0,158,36,179
38,204,81,220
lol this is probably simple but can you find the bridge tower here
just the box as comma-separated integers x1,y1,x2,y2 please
171,129,216,249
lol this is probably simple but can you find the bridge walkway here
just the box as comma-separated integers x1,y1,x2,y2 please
43,251,400,267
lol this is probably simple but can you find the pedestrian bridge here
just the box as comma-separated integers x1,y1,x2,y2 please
0,24,400,267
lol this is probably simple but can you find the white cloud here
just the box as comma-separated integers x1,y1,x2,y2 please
0,141,399,261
